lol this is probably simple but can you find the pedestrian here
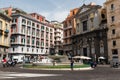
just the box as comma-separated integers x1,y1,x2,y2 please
90,61,94,68
94,62,97,68
2,57,7,68
70,59,74,71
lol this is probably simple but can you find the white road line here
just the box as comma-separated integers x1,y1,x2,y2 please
0,72,61,79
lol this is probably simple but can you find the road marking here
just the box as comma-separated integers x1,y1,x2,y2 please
0,71,61,79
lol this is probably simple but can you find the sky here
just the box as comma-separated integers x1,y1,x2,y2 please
0,0,106,22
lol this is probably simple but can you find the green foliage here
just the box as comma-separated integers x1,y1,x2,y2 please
23,64,90,69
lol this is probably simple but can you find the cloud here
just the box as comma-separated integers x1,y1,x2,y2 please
40,10,69,22
52,11,69,22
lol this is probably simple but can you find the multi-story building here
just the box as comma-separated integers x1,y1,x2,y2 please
104,0,120,62
51,21,63,55
0,10,11,60
63,8,78,56
2,7,54,61
72,3,108,63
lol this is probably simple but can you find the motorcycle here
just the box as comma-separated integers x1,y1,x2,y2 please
6,60,17,67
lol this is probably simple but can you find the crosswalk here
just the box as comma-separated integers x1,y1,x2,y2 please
0,71,61,79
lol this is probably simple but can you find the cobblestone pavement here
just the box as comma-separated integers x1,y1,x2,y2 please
0,64,120,80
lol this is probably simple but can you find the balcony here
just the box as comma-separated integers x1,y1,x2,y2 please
63,26,72,30
55,34,61,38
63,35,71,39
54,29,61,33
55,39,61,42
4,29,9,37
11,42,21,45
4,29,9,33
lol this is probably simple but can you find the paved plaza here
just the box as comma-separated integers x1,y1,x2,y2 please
0,65,120,80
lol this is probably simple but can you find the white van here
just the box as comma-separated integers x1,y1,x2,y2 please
12,55,24,63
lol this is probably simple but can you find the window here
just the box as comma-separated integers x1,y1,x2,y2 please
69,30,71,35
4,48,6,52
83,21,87,31
112,29,115,34
73,11,75,15
21,47,23,52
111,16,115,22
46,33,48,39
111,4,114,10
69,20,71,26
27,21,31,25
13,48,15,51
27,28,30,35
46,43,48,46
41,26,44,30
21,37,25,44
37,49,38,52
83,48,87,56
32,29,35,35
46,27,49,32
22,19,26,24
27,48,29,52
41,41,44,46
32,48,34,52
113,40,116,46
27,38,30,44
12,18,17,23
21,25,26,33
0,21,2,29
41,49,43,52
50,35,52,39
101,14,105,19
36,41,39,46
50,29,52,32
32,23,35,27
37,24,39,28
112,49,118,55
32,39,35,45
11,37,15,42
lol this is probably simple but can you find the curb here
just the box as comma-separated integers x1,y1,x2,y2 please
21,67,93,71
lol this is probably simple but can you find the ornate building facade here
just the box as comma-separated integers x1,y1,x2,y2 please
72,3,108,63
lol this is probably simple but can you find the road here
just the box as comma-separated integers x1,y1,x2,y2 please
0,64,120,80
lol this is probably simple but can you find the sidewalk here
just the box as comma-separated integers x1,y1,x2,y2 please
97,64,110,67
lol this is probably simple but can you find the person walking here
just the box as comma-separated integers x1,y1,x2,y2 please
70,59,74,71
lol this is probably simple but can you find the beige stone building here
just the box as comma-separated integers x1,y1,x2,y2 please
0,10,11,60
51,21,64,55
104,0,120,62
